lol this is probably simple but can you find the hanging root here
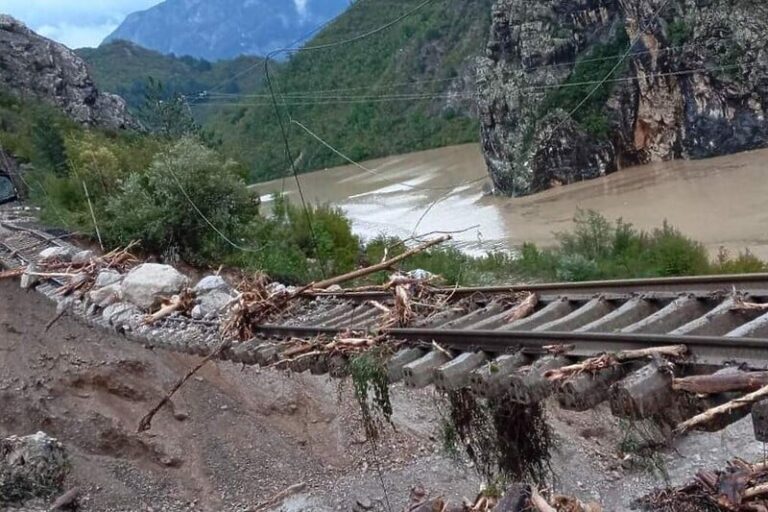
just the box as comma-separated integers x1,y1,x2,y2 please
441,388,555,486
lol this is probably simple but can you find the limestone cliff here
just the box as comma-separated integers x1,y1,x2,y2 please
0,15,136,131
477,0,768,196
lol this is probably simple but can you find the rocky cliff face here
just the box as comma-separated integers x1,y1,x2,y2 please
0,16,136,131
477,0,768,196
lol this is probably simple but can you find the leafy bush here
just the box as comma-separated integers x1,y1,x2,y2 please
514,210,736,282
105,138,257,261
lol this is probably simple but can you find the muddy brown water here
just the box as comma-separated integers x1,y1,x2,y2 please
252,143,768,259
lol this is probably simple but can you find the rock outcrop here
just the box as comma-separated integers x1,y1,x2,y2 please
0,15,137,130
0,432,69,506
477,0,768,196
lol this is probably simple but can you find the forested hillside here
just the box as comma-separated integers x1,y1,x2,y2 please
79,0,493,183
77,41,265,113
204,0,494,182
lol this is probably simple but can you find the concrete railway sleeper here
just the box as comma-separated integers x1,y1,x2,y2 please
5,220,768,443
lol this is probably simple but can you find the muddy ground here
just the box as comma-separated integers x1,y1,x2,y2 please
1,278,765,511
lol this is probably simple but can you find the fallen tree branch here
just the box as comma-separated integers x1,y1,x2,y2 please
144,290,194,324
310,235,451,290
504,292,538,323
44,309,66,333
137,339,229,432
676,382,768,434
545,345,687,382
673,370,768,395
530,489,556,512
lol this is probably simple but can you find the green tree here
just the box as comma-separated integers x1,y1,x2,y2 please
105,138,257,260
138,77,200,139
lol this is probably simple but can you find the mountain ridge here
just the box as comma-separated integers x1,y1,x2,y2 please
103,0,352,61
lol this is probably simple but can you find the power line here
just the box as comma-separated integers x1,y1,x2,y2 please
263,0,440,277
187,40,709,104
190,63,742,109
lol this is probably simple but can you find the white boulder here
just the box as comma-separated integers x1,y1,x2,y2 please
120,264,189,310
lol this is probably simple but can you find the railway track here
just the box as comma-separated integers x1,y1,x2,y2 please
3,213,768,437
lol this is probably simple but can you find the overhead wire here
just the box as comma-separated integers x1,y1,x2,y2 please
263,0,440,280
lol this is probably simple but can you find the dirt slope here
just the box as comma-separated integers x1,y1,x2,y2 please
0,279,480,511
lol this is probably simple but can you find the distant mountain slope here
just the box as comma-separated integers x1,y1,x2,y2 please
103,0,352,61
77,41,265,112
206,0,494,182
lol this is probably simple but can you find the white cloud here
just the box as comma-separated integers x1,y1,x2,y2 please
293,0,308,20
1,0,162,48
36,21,119,49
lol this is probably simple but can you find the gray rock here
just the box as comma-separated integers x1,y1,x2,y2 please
196,290,233,318
0,432,69,505
20,264,39,289
38,247,71,262
191,305,204,320
102,302,140,327
88,283,122,309
193,275,231,295
0,15,137,130
71,250,94,264
95,269,122,288
121,263,189,310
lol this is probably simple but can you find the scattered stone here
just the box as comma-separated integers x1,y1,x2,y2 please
355,497,373,510
102,302,140,327
39,247,71,262
71,250,94,264
196,290,233,318
121,263,189,310
194,275,231,294
0,432,69,506
173,412,189,422
20,263,39,289
191,305,204,320
95,269,122,288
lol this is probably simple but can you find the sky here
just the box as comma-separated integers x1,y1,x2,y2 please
0,0,163,48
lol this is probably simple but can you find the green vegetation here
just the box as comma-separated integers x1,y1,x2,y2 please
77,41,266,115
209,0,493,182
513,209,766,282
348,349,394,440
667,20,692,48
81,0,493,183
540,27,631,138
3,89,765,288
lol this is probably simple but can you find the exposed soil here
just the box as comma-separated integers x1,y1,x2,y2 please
1,277,764,511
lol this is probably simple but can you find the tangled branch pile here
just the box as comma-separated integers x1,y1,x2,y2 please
441,389,555,485
0,244,138,297
636,459,768,511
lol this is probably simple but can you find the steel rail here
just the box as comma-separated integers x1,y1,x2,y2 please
254,324,768,367
306,273,768,301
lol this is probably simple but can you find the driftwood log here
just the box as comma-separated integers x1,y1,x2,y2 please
676,383,768,434
673,370,768,395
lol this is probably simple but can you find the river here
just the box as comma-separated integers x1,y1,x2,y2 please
251,143,768,259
